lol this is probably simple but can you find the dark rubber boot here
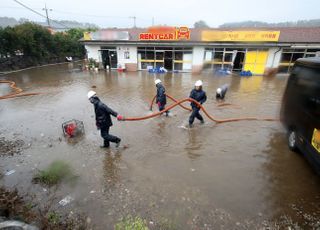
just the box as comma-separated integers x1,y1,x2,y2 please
115,138,121,148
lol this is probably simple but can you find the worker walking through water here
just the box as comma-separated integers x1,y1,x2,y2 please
189,80,207,127
155,79,169,116
88,91,123,148
216,84,229,100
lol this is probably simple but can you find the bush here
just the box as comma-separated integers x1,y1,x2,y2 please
0,23,91,71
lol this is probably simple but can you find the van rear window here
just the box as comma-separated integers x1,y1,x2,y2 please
292,65,320,116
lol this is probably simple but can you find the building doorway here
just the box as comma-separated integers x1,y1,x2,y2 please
164,51,173,70
101,50,110,69
233,52,245,71
100,47,118,69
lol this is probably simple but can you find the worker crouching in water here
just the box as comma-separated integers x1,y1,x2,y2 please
189,80,207,127
155,79,169,116
216,84,229,100
88,91,123,148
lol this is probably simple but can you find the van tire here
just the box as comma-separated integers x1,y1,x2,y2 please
288,130,298,152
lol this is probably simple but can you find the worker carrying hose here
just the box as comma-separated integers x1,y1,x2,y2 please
154,79,169,116
189,80,207,127
216,84,229,100
88,91,123,148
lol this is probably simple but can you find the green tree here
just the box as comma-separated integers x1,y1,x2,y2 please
0,22,88,70
14,22,54,62
0,26,20,58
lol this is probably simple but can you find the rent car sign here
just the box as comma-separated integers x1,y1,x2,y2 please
139,26,190,41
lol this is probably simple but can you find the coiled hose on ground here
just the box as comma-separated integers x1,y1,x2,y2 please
0,80,40,100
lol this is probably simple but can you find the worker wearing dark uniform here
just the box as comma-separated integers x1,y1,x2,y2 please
189,80,207,127
88,91,123,148
155,79,169,116
216,84,229,100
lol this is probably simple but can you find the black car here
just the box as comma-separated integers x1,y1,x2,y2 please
280,57,320,174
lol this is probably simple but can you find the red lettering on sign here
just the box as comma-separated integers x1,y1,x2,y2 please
139,27,190,40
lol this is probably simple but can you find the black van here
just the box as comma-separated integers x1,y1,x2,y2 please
280,57,320,174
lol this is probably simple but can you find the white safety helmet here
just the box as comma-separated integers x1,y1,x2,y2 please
195,80,203,87
217,88,222,94
87,90,96,99
155,79,162,85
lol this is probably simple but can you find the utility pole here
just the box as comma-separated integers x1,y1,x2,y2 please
152,17,155,26
42,4,52,28
129,16,136,28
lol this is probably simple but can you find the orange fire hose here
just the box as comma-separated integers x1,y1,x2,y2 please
149,94,240,111
149,94,192,111
125,96,278,123
0,80,41,100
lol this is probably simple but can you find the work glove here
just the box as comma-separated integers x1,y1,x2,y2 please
117,115,124,121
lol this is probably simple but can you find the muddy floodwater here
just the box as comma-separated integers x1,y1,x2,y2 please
1,63,320,229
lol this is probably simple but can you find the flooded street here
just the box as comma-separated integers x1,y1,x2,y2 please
1,63,320,229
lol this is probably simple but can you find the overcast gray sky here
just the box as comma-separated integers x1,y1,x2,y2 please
1,0,320,28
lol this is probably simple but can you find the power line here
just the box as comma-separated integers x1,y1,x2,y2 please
9,1,152,28
12,0,69,29
53,9,130,19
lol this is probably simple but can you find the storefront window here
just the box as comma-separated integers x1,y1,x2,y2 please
174,63,183,71
138,47,192,71
174,51,183,60
279,48,312,73
156,47,173,50
292,53,304,62
146,51,155,59
138,51,146,59
224,53,233,63
213,52,223,62
281,53,291,62
156,52,164,60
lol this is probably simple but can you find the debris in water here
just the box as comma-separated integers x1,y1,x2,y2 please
90,190,95,194
178,125,189,130
5,170,16,176
59,195,74,206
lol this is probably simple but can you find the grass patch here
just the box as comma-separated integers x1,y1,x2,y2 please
33,160,76,186
47,211,60,225
115,216,148,230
